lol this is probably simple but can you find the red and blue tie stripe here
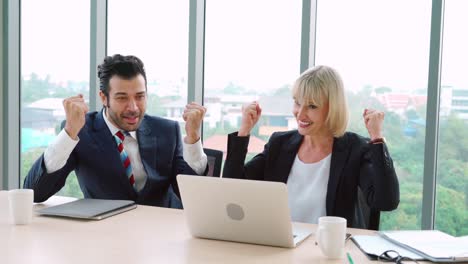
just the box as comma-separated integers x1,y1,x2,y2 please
114,131,136,189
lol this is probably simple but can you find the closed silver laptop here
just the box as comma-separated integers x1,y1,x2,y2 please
37,199,137,220
177,175,312,248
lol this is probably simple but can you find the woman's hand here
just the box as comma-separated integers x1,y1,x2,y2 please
363,108,384,140
238,101,262,137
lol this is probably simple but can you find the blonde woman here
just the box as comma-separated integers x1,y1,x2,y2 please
222,65,399,227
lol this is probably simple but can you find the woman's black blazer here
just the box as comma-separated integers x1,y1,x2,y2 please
222,130,400,226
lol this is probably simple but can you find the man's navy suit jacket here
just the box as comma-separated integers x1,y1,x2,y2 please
24,111,199,209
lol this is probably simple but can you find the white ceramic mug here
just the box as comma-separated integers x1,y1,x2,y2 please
8,189,34,225
316,216,347,259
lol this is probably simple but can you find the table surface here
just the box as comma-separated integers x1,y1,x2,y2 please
0,190,417,264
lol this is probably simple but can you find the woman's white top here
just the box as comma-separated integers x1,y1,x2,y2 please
286,154,331,224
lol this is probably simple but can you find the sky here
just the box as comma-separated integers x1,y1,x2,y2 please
316,0,468,92
21,0,468,95
21,0,90,83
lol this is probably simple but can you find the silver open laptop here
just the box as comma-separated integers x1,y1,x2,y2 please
177,175,312,248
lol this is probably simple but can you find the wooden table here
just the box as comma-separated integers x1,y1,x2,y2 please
1,190,386,264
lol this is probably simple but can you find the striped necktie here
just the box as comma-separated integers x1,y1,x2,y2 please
114,131,136,189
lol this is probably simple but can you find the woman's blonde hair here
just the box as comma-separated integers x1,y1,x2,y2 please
292,65,349,137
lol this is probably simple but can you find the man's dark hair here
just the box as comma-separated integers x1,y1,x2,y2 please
98,54,147,97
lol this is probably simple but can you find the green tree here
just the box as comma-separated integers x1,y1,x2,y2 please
375,86,392,94
273,85,292,97
21,148,83,198
223,82,246,95
435,185,467,235
380,182,422,230
21,73,74,103
147,94,171,116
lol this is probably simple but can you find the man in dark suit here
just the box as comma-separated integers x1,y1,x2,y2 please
24,54,207,209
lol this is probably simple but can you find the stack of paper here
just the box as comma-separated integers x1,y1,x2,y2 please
351,235,424,260
379,230,468,263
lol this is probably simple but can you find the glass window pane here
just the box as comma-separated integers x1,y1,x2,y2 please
203,0,302,161
436,0,468,236
108,0,189,127
316,0,431,230
21,0,90,198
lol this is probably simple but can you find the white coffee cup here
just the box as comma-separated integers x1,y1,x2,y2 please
8,189,34,225
316,216,347,259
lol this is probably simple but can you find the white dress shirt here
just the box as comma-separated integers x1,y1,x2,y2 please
44,112,207,191
286,154,331,224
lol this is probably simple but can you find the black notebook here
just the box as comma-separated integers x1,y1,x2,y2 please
37,198,137,220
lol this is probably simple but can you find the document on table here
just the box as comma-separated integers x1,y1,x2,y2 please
379,230,468,263
351,235,423,260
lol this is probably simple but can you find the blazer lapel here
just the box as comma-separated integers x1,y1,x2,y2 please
136,116,157,177
326,134,351,215
91,110,121,158
272,132,303,183
92,110,135,191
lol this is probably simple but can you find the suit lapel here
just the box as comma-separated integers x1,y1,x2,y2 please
273,132,303,183
92,110,120,158
326,133,351,215
92,110,135,190
93,111,113,150
136,116,157,177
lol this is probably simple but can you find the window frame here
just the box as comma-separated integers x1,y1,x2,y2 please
1,0,445,230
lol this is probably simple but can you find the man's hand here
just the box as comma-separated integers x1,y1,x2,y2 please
238,101,262,137
63,94,89,140
183,102,206,144
363,108,384,140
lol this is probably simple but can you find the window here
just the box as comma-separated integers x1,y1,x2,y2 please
12,1,466,234
436,0,468,236
315,0,431,230
20,0,90,198
108,0,189,126
203,0,302,160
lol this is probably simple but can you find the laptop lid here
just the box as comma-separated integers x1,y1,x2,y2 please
37,198,137,220
177,175,312,248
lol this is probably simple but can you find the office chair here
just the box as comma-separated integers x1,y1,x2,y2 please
353,186,381,230
203,148,223,177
